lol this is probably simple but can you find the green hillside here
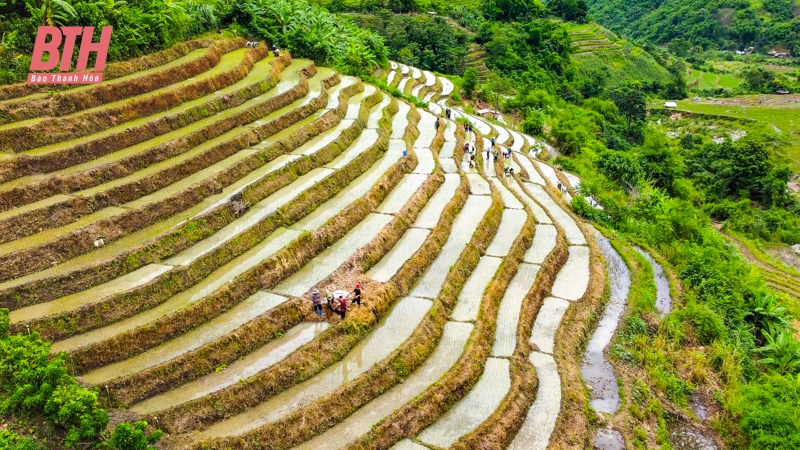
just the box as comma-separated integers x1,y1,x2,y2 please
568,23,673,88
585,0,800,51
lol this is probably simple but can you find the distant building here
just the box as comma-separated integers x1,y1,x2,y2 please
427,11,437,17
776,89,790,95
664,101,678,108
735,50,746,55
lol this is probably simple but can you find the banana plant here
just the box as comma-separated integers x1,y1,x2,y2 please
756,326,800,374
25,0,77,27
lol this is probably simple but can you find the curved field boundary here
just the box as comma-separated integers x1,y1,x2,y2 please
0,73,358,312
0,38,244,127
0,37,217,102
0,69,341,284
0,45,269,152
0,60,313,243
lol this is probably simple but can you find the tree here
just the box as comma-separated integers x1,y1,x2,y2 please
463,67,479,99
609,83,646,132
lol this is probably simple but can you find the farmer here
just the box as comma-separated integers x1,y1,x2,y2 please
338,295,347,320
435,118,440,130
311,289,323,319
352,284,362,306
490,137,495,148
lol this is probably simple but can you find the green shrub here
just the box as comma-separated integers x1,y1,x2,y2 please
0,431,45,450
0,309,162,449
106,421,163,450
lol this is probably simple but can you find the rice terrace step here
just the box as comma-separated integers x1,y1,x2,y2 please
0,41,619,450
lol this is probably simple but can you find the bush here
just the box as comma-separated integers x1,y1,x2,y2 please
106,421,163,450
0,309,162,449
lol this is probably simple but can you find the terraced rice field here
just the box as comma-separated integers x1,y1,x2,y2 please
567,23,625,54
2,42,607,449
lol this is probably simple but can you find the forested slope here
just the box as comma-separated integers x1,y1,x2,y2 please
585,0,800,52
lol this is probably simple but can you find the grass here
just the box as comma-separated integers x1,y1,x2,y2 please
573,46,672,88
686,68,743,90
672,100,800,170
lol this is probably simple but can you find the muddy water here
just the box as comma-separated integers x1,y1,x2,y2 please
444,120,457,142
466,173,491,195
486,209,527,257
0,206,125,257
81,292,287,384
324,76,356,110
366,228,430,283
417,357,510,448
496,126,510,146
368,94,392,129
275,213,393,298
530,296,570,354
507,351,561,450
391,102,411,139
23,58,311,159
292,141,403,231
422,70,435,86
291,321,473,450
345,85,376,119
324,129,379,169
524,224,557,265
534,161,560,188
439,142,455,158
506,179,552,225
377,174,428,214
525,183,586,245
594,429,626,450
10,264,172,323
411,83,424,98
397,77,411,93
201,296,433,437
0,193,70,221
490,178,524,209
391,440,429,450
483,151,497,178
0,49,244,132
195,153,300,217
515,154,546,185
582,235,630,414
451,256,503,322
414,110,438,150
386,70,396,86
492,263,541,357
50,227,301,354
413,173,460,229
131,321,329,415
0,64,332,289
413,147,436,175
551,245,591,301
410,195,492,299
509,129,525,152
173,169,330,265
634,246,672,317
440,77,454,96
292,120,353,156
440,158,458,173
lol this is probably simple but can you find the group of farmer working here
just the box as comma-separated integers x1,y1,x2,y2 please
309,284,362,321
434,110,514,175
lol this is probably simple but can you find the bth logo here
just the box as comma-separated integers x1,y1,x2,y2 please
27,26,113,85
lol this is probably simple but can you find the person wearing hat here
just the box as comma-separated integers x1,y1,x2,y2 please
311,289,323,319
352,284,362,306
